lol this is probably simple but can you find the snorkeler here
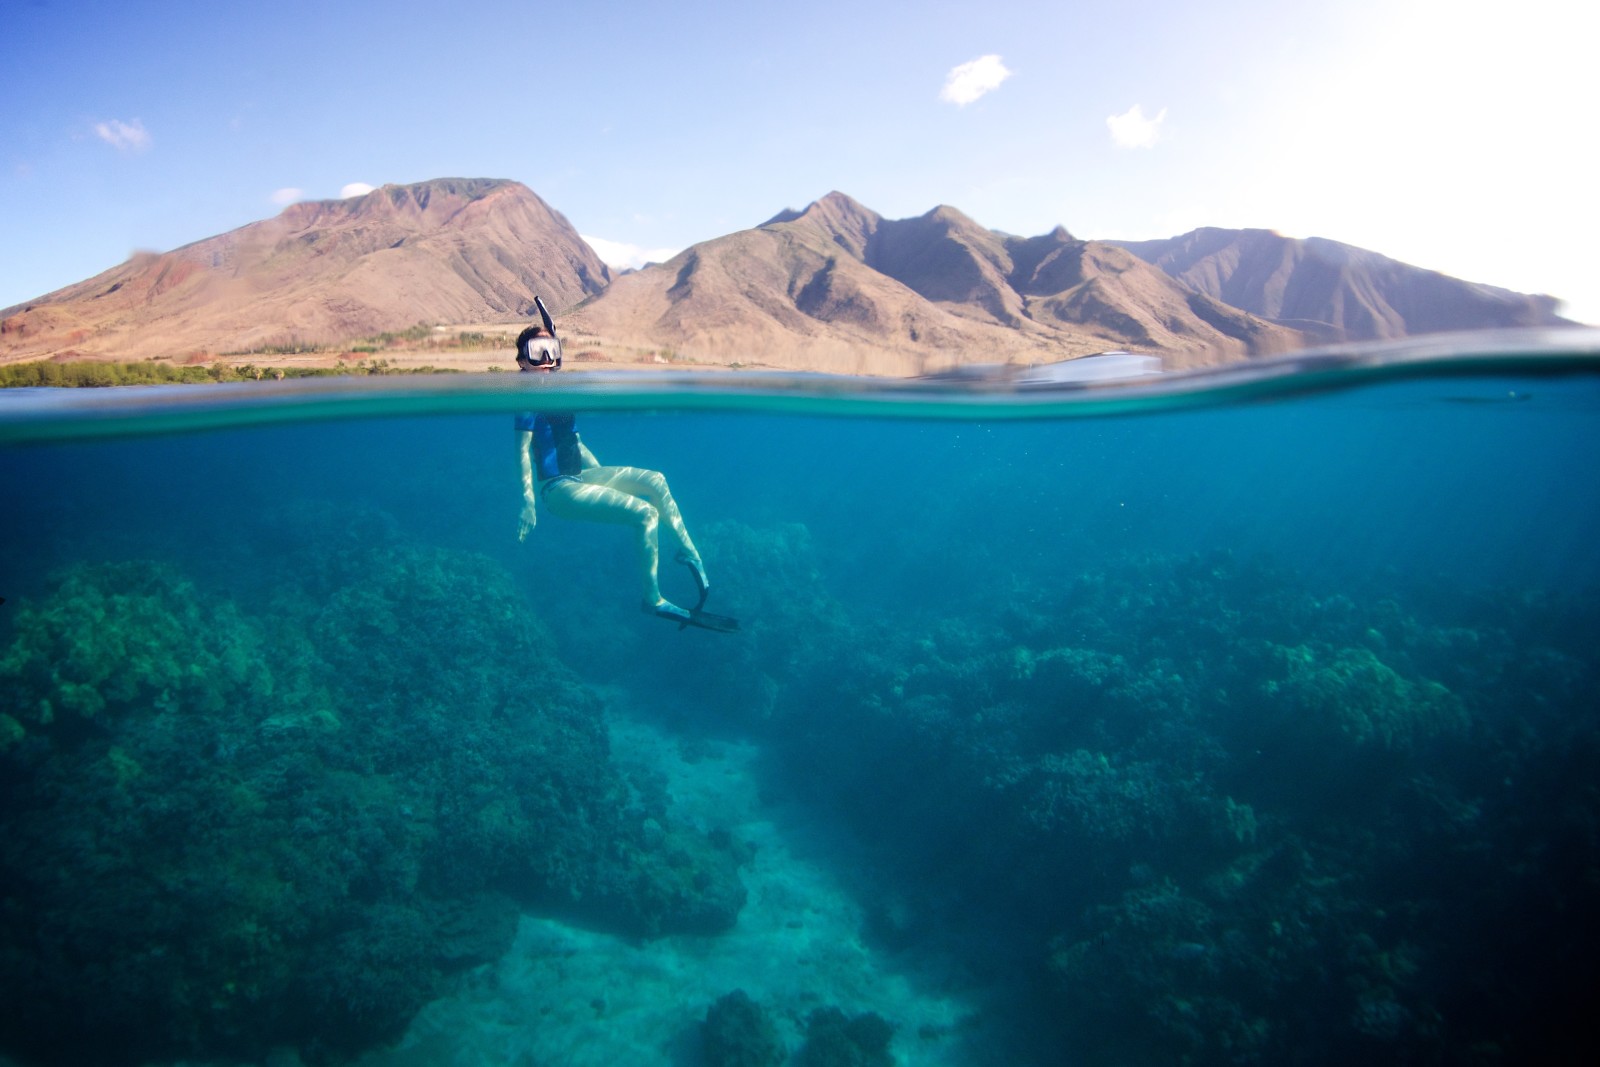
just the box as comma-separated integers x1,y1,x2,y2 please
513,298,737,633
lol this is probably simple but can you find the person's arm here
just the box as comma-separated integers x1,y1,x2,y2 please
517,429,538,540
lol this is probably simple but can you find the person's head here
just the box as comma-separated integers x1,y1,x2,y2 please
516,326,561,372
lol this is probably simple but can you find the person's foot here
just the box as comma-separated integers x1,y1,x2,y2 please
643,597,691,623
676,550,709,595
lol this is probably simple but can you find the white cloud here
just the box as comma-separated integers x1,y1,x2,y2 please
269,187,305,206
940,55,1013,106
341,182,375,198
581,234,681,271
1106,104,1167,149
93,118,150,152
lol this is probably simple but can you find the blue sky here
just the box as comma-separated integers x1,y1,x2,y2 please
4,0,1595,323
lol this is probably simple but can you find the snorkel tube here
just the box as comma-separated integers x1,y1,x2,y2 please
533,295,562,369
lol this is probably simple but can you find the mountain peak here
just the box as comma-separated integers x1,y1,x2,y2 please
278,177,521,230
762,191,872,228
775,191,878,227
0,176,607,360
759,192,884,260
816,190,864,209
922,204,975,226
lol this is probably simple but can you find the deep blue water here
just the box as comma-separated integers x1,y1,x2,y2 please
1,354,1598,1066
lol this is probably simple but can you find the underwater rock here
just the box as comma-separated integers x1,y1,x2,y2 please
589,822,749,937
1350,993,1412,1041
731,548,1600,1064
796,1007,895,1067
1259,644,1469,753
0,713,24,752
0,561,274,738
702,990,784,1067
1049,878,1270,1064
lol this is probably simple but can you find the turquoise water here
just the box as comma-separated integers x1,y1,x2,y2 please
2,336,1599,1066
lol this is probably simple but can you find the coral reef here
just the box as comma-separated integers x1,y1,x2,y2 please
1257,642,1470,752
2,479,1595,1067
0,515,747,1065
0,561,274,734
623,538,1598,1066
796,1007,895,1067
702,990,785,1067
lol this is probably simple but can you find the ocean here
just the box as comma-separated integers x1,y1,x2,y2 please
2,333,1598,1066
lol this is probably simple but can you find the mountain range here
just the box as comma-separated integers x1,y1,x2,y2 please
0,178,1573,374
1112,228,1567,344
568,192,1300,374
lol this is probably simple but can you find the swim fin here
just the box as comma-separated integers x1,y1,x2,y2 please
645,599,740,633
682,608,741,633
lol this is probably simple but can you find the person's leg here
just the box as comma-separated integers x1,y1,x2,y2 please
579,466,706,587
542,476,668,605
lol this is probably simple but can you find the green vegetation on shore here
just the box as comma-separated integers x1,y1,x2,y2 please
0,322,520,388
0,359,461,388
224,326,512,358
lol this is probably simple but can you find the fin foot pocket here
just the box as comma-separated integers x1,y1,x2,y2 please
676,550,709,598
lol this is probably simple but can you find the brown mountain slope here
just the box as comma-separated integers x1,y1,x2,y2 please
799,193,1303,360
571,196,1066,376
573,192,1303,373
0,178,609,362
1113,228,1572,342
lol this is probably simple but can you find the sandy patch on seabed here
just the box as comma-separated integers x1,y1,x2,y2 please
352,705,977,1067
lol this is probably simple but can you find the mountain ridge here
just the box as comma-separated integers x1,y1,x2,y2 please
570,192,1304,373
0,178,1573,375
0,179,609,361
1112,227,1570,342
